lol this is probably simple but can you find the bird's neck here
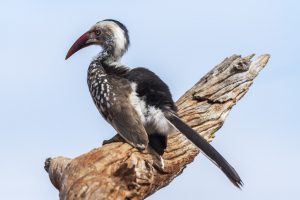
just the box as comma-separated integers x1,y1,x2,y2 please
90,51,130,77
96,50,119,65
95,40,126,65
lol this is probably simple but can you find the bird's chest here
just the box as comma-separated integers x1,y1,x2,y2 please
88,73,116,122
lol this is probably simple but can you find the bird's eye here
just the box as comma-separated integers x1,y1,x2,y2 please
95,30,101,36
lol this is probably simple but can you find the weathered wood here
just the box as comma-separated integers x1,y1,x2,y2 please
45,54,270,200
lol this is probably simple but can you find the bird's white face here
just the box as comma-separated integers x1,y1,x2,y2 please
66,20,129,61
92,21,127,57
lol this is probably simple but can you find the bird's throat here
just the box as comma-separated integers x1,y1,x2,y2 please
96,46,123,66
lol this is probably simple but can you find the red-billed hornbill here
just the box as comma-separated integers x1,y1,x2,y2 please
65,19,242,188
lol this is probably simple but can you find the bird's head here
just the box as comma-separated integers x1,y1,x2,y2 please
65,19,130,62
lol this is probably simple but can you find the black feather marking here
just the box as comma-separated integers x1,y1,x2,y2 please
149,134,167,156
125,67,177,112
167,113,243,188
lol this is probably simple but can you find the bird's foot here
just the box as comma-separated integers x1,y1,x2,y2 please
102,134,124,146
147,147,165,173
158,156,165,170
153,155,165,173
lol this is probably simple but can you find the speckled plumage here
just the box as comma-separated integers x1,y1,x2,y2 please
87,58,176,153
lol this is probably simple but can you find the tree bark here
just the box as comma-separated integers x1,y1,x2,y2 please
45,54,270,200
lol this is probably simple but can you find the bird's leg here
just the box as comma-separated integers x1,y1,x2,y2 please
147,146,165,172
102,134,125,146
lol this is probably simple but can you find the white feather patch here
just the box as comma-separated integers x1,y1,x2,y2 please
129,83,146,123
97,21,127,59
129,83,173,136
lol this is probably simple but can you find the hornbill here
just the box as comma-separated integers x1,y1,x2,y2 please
65,19,243,188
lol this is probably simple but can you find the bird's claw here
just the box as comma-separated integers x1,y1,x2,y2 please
147,147,166,173
102,134,124,146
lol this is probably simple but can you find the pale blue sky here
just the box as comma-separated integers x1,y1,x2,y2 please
0,0,299,199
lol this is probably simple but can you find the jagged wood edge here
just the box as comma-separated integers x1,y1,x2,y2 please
45,54,270,200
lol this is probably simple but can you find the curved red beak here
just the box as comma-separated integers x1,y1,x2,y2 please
65,31,91,60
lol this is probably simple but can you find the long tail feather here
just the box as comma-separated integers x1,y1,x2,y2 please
167,113,243,188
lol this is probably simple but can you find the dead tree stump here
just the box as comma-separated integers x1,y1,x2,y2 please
45,54,270,200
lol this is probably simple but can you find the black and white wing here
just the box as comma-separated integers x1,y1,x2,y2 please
88,73,149,150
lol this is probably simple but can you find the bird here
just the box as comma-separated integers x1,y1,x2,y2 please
65,19,243,188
